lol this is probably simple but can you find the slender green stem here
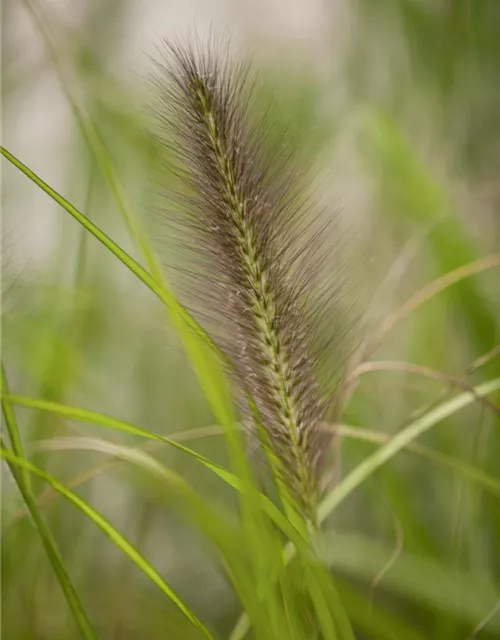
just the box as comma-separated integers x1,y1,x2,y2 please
1,367,98,640
1,147,155,288
0,146,205,339
317,377,500,523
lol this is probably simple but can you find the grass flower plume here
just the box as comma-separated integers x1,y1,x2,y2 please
153,40,348,521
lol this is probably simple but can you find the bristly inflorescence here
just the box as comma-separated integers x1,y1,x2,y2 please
152,39,349,520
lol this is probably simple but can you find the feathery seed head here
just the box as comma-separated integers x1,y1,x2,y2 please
153,39,350,520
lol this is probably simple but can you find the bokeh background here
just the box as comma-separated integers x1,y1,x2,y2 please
2,1,500,638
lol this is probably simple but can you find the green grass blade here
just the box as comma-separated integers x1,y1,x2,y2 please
1,446,214,639
301,568,339,640
0,147,178,318
5,393,235,476
1,367,31,490
1,369,98,640
4,394,307,549
336,425,500,500
318,377,500,523
301,558,354,640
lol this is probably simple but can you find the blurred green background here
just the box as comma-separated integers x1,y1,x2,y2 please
2,0,500,638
